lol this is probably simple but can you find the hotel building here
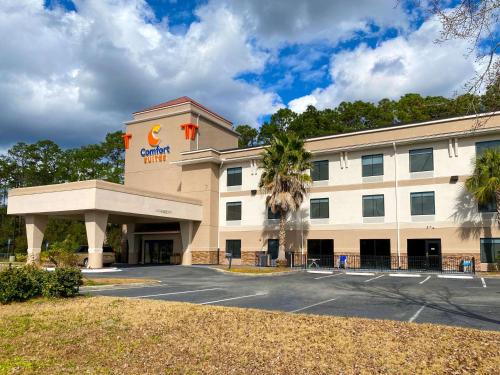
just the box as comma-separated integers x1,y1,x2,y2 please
7,97,500,271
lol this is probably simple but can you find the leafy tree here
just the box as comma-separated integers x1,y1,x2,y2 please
259,133,311,261
234,125,258,148
466,149,500,225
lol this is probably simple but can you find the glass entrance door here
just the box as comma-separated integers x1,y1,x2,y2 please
143,240,174,264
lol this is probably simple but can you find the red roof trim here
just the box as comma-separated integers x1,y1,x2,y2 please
133,96,233,125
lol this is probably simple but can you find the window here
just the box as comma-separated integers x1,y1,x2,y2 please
409,148,433,172
226,202,241,221
476,140,500,156
227,167,242,186
267,207,280,220
410,192,435,215
362,195,385,217
268,239,279,260
310,198,329,219
362,154,383,177
480,238,500,263
226,240,241,259
311,160,329,181
478,199,496,213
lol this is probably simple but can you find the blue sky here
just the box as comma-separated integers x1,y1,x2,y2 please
0,0,486,149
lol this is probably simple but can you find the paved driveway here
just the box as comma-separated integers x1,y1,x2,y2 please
82,266,500,331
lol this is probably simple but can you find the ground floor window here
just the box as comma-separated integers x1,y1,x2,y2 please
307,239,334,267
407,239,442,270
143,240,173,264
226,239,241,259
268,239,279,260
480,238,500,263
360,239,391,269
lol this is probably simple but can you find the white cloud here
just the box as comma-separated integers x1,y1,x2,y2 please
288,16,478,112
0,0,281,147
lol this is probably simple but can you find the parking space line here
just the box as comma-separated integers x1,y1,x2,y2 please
82,283,163,293
314,273,343,280
346,272,375,276
307,270,332,274
481,278,487,288
290,298,338,313
389,273,421,278
131,288,222,299
437,275,473,279
364,275,384,283
419,276,431,285
408,304,426,323
200,293,267,305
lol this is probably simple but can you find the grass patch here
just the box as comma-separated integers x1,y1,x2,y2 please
82,278,159,286
215,266,293,274
0,297,499,374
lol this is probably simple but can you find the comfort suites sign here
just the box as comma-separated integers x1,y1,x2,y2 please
140,125,170,164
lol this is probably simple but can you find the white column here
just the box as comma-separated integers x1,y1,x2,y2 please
84,211,108,269
126,223,138,265
180,221,193,266
25,215,48,264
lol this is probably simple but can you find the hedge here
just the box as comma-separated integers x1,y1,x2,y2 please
0,266,82,304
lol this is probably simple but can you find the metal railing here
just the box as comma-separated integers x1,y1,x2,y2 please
297,254,475,274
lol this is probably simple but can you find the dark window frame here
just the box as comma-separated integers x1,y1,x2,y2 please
409,148,434,173
227,167,242,186
476,140,500,156
267,207,280,220
310,198,329,219
480,238,500,263
410,191,435,215
362,154,384,177
267,239,279,260
226,201,242,221
311,160,329,181
362,194,385,217
226,239,241,259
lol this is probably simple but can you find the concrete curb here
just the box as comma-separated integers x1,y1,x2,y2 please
210,267,297,277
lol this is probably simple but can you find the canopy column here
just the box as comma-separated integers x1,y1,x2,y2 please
126,223,139,265
84,211,108,269
25,215,48,264
180,221,193,266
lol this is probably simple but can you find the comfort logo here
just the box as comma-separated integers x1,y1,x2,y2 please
147,125,161,146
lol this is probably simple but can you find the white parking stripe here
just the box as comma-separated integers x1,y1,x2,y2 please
290,298,338,313
314,273,343,280
346,272,375,276
389,273,421,278
419,276,431,285
481,278,487,288
82,283,163,292
437,275,473,279
131,288,222,299
409,304,426,323
200,293,267,305
307,270,332,274
364,275,384,283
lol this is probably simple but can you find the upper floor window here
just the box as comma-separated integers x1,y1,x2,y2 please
362,154,383,177
310,198,329,219
311,160,329,181
409,148,433,173
267,207,280,220
362,195,385,217
226,201,241,221
227,167,242,186
476,140,500,156
226,239,241,259
410,192,435,215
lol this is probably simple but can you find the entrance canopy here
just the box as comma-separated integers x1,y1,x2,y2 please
7,180,202,268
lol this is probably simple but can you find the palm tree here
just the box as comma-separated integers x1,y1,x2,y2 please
465,149,500,224
259,133,312,261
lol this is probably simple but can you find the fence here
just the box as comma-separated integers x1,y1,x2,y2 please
298,254,475,274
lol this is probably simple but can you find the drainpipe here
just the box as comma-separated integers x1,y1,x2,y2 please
217,159,224,263
196,114,200,150
393,142,401,268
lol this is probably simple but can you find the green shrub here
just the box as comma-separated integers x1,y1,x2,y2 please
42,267,82,298
15,253,27,263
0,266,82,304
0,266,44,304
46,247,79,268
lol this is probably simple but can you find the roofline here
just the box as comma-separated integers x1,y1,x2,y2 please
133,100,233,126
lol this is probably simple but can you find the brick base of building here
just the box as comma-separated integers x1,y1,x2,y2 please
191,250,219,264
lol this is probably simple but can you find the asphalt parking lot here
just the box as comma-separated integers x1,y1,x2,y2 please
82,266,500,331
